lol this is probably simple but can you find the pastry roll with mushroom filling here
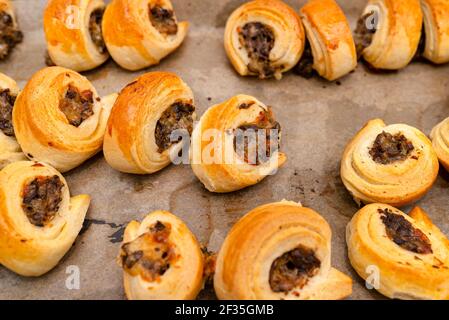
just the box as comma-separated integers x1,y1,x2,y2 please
43,0,109,72
190,94,286,193
104,72,196,174
296,0,357,81
224,0,305,80
0,73,26,168
340,119,439,207
0,0,23,60
354,0,423,70
430,117,449,171
347,204,449,299
214,201,353,300
0,161,89,277
102,0,188,71
118,210,204,300
12,66,117,173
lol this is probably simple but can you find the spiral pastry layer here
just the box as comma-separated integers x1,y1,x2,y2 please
420,0,449,64
0,0,23,60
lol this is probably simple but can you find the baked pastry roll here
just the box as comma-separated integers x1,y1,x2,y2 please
214,201,352,300
354,0,423,70
296,0,357,81
0,0,23,60
347,203,449,299
341,119,438,207
224,0,305,80
104,72,196,174
430,117,449,171
102,0,188,71
0,72,26,168
190,94,286,193
418,0,449,64
13,66,117,173
0,161,89,277
44,0,109,72
119,210,204,300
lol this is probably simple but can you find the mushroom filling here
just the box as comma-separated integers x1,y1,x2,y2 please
0,88,16,137
233,107,280,165
354,11,378,59
155,101,195,153
0,11,23,60
294,40,314,79
379,208,433,254
59,84,95,127
89,8,106,54
238,22,278,79
22,175,64,227
269,245,321,294
120,221,176,282
369,131,414,165
149,5,178,36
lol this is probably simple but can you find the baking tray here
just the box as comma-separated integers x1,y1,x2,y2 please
1,0,449,300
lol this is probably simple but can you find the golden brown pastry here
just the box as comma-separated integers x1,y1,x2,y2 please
224,0,305,80
119,210,204,300
214,201,353,300
190,94,286,193
102,0,188,71
0,161,89,277
0,0,23,60
419,0,449,64
354,0,423,70
297,0,357,81
430,117,449,171
341,119,438,207
104,72,195,174
0,72,26,168
347,203,449,299
13,66,117,173
43,0,109,72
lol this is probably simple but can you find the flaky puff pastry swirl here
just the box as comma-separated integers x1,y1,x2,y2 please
214,201,352,300
224,0,305,79
13,66,117,173
119,210,204,300
430,117,449,171
190,94,286,193
341,119,438,207
0,0,22,60
420,0,449,64
44,0,109,72
347,204,449,299
0,161,89,277
0,73,26,168
102,0,188,71
357,0,423,70
104,72,196,174
299,0,357,81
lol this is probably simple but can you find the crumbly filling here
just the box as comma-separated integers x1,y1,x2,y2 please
0,11,23,60
149,5,178,35
369,131,414,164
155,101,195,153
354,11,378,59
0,88,16,136
89,8,106,54
294,40,314,79
269,245,321,294
59,84,95,127
379,208,433,254
22,175,64,227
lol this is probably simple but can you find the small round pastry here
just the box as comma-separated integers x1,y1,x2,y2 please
0,161,90,277
43,0,109,72
214,201,353,300
104,72,196,174
419,0,449,64
118,210,204,300
190,94,286,193
102,0,189,71
13,66,117,173
430,117,449,171
354,0,423,70
340,119,438,207
347,203,449,300
296,0,357,81
0,72,26,168
224,0,305,80
0,0,23,60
